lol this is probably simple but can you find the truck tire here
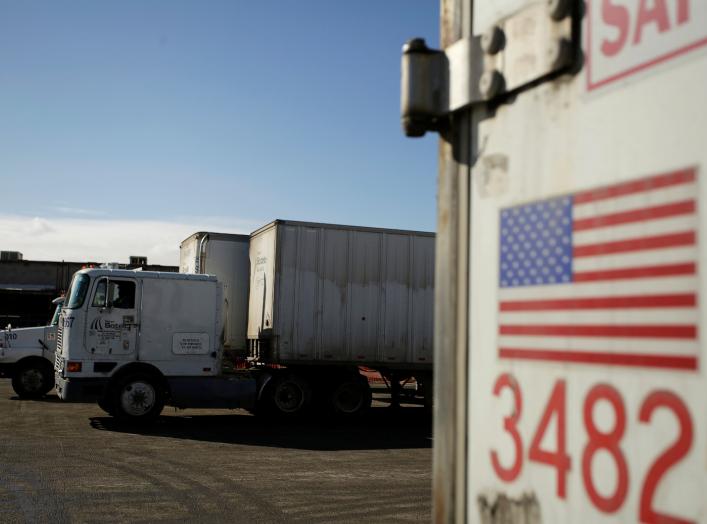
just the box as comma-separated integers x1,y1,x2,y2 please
12,360,54,399
270,373,312,419
329,375,372,417
110,373,164,424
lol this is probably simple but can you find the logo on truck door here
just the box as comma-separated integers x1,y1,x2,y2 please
498,167,698,371
90,318,127,331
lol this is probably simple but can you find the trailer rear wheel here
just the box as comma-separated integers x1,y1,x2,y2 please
271,374,312,418
111,373,164,423
12,360,54,399
330,376,371,417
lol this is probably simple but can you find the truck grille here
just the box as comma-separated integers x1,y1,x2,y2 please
56,324,63,353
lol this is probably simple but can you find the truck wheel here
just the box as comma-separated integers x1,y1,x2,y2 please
330,376,372,416
271,374,312,418
12,361,54,399
111,374,164,423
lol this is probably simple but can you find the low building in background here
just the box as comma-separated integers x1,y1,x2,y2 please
0,252,177,328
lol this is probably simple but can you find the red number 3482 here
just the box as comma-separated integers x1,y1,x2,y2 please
491,373,694,524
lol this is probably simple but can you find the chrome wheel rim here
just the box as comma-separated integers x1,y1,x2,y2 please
120,381,156,417
20,369,44,393
274,381,304,413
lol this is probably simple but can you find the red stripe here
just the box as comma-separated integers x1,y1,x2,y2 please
499,294,695,312
574,231,695,258
499,324,696,338
499,348,697,371
573,200,695,231
574,169,695,204
574,262,695,282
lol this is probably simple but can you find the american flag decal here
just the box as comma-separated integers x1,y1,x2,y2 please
498,168,699,371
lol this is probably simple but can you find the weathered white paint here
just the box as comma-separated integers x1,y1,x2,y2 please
466,0,707,522
248,220,434,367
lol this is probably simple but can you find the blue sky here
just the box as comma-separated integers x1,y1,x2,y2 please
0,1,439,264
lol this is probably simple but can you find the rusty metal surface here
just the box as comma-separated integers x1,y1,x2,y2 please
433,0,473,522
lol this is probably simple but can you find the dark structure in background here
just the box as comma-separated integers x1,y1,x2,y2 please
0,252,177,328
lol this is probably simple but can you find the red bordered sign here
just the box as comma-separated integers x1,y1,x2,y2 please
586,0,707,91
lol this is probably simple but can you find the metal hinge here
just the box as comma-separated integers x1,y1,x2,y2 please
401,0,582,137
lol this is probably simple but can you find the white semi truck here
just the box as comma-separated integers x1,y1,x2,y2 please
54,220,434,422
0,296,64,398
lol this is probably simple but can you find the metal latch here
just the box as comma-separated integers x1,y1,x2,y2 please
401,0,581,137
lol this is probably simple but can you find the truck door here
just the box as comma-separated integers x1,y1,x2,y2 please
402,0,707,522
85,277,140,357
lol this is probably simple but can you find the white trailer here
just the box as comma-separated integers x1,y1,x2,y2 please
402,0,707,522
0,296,64,397
248,220,434,415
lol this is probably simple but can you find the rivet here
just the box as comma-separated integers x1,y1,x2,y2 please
479,70,505,100
481,26,505,55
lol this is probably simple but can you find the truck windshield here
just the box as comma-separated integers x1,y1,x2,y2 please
65,274,90,309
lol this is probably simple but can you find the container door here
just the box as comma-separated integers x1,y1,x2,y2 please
85,277,139,356
465,1,707,523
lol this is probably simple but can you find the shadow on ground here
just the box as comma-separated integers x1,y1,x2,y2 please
9,393,63,403
89,406,432,451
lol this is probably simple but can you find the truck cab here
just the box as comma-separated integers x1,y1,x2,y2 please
0,296,64,398
54,268,255,421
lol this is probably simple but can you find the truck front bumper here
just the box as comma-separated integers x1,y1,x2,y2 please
54,374,109,402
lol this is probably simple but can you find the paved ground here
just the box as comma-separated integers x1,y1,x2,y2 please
0,379,432,523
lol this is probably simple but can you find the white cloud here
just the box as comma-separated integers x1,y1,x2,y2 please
0,214,263,266
26,217,56,236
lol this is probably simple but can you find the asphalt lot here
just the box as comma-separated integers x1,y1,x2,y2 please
0,379,431,523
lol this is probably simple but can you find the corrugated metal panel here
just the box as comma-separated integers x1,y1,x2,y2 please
382,234,412,363
251,221,434,368
411,235,435,364
319,228,350,360
348,230,382,362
